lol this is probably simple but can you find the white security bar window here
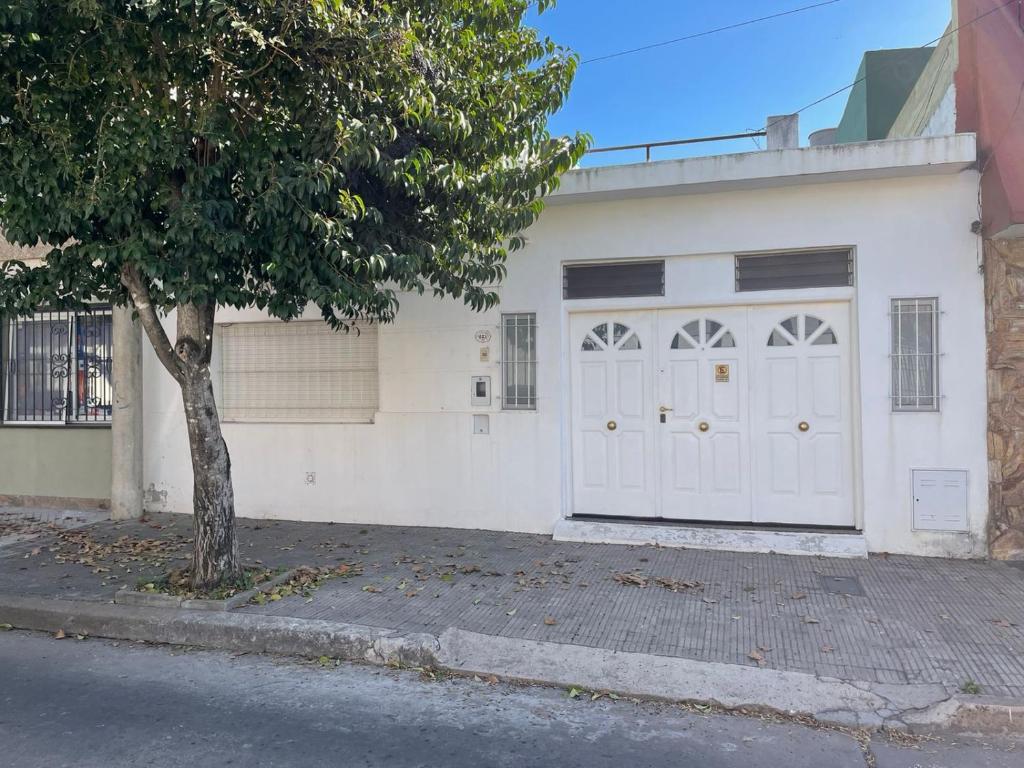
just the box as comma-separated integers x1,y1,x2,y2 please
2,307,113,424
890,298,939,411
502,313,536,410
220,320,378,423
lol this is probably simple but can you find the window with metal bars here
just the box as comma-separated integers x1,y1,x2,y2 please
501,313,536,410
2,307,114,424
890,298,940,412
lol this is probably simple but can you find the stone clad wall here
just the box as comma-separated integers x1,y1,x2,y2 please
986,237,1024,559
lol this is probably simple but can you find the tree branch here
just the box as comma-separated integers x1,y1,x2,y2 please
120,263,185,383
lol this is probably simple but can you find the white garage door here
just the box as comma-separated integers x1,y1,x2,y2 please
570,303,855,527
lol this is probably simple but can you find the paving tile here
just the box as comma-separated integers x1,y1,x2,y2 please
2,509,1024,697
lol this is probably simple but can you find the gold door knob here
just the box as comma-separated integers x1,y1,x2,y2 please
798,421,810,432
698,421,710,432
607,420,617,431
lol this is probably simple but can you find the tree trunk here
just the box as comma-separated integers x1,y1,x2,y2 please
180,366,239,590
119,269,240,590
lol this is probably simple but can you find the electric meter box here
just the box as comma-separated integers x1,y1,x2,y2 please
471,376,491,407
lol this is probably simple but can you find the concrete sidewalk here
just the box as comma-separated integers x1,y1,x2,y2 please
2,509,1024,729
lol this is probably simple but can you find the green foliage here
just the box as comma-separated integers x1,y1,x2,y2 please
959,679,982,695
0,0,586,324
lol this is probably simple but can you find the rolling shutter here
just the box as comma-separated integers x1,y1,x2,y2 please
220,320,378,423
735,250,853,292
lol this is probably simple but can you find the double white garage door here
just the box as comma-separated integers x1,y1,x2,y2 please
570,303,855,527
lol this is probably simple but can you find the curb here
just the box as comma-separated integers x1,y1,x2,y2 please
944,696,1024,735
2,594,1020,734
0,595,438,668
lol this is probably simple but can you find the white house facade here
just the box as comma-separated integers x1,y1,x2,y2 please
129,134,989,559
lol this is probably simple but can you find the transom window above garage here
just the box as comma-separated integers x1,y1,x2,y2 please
670,319,736,350
581,322,641,351
767,314,838,346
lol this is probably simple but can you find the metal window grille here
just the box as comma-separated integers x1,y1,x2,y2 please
890,298,940,412
501,313,537,410
2,307,114,424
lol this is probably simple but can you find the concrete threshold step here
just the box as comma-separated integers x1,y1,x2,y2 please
554,517,869,558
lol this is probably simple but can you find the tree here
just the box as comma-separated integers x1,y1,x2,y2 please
0,0,585,589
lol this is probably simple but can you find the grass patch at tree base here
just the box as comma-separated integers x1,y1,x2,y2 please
137,566,285,601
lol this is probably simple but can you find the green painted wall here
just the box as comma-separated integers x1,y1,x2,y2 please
0,426,112,502
835,59,869,143
0,312,112,503
835,48,936,143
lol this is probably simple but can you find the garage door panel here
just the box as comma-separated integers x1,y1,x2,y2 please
810,432,842,495
810,356,841,419
767,358,799,418
571,313,656,518
581,431,609,489
768,432,800,494
657,310,751,521
668,360,700,420
617,360,645,418
711,432,742,493
710,357,740,421
752,306,854,526
670,432,700,492
617,429,647,489
580,363,607,418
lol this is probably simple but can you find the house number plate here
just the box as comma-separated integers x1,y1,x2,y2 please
715,364,730,383
475,330,492,344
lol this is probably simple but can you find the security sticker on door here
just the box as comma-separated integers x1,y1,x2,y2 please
715,364,730,383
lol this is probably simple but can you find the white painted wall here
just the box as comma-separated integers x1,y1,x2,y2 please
923,84,957,138
141,157,987,556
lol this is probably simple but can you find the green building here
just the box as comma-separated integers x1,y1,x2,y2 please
835,48,936,143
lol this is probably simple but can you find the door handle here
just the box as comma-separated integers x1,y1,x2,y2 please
607,420,617,431
698,421,710,432
659,406,673,413
798,421,810,432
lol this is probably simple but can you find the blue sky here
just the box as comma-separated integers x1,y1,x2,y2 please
529,0,953,165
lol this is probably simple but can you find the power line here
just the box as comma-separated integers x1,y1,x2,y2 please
767,0,1019,130
581,0,843,65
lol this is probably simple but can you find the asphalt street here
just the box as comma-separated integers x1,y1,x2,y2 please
0,630,1018,768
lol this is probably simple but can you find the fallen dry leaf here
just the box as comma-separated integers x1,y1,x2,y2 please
54,629,66,640
821,644,834,653
544,616,557,626
802,615,820,624
613,571,703,592
747,649,766,667
790,592,807,600
613,571,648,588
652,576,702,592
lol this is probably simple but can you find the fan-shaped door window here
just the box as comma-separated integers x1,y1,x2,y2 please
581,322,642,352
670,318,736,351
766,314,838,347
